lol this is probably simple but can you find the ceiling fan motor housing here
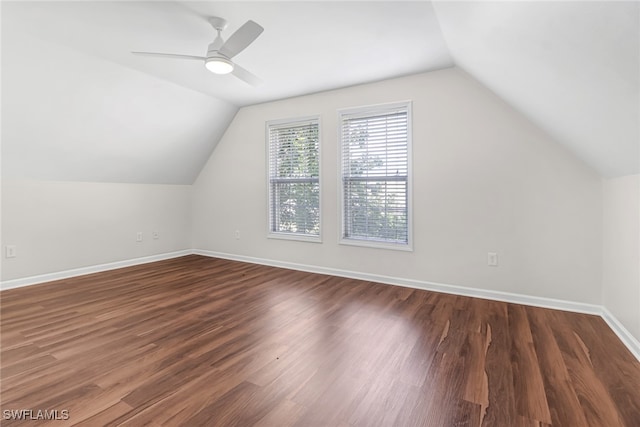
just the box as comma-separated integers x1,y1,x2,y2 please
207,40,224,57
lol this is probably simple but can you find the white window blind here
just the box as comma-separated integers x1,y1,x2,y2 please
340,102,411,248
267,117,320,239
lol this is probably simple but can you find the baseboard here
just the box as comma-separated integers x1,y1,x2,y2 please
3,248,638,362
600,307,640,361
0,250,192,291
194,249,640,361
192,249,602,314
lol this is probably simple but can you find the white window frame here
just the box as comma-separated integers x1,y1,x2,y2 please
266,115,322,243
338,101,413,251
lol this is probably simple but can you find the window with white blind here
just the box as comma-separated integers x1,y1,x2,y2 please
339,102,412,250
267,116,321,241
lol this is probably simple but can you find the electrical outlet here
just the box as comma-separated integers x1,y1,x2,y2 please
488,252,498,267
136,232,143,242
152,231,159,240
5,245,17,258
235,230,240,240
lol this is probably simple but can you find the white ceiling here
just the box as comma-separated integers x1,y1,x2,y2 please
2,1,451,183
1,1,638,184
433,0,639,178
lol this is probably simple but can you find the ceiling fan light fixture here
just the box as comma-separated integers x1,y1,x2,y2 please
205,56,234,74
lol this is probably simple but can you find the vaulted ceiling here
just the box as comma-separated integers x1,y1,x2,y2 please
2,1,638,183
434,1,639,178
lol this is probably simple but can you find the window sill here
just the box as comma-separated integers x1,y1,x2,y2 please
268,232,322,243
339,238,413,252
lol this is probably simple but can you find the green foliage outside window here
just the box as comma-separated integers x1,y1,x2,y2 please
270,123,320,235
342,111,409,245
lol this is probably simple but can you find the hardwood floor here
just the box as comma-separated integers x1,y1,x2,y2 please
1,255,639,426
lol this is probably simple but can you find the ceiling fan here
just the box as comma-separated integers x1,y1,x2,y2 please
132,17,264,86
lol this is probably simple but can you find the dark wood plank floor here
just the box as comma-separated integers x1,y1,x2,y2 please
1,255,639,426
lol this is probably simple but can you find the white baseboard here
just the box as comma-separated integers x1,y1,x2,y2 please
601,307,640,361
0,250,192,291
192,249,602,314
2,248,638,362
194,249,639,361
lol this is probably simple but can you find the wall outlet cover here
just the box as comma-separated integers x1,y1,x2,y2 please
488,252,498,267
5,245,17,258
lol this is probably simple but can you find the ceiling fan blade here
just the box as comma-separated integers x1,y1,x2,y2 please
219,20,263,58
231,63,262,86
132,52,206,61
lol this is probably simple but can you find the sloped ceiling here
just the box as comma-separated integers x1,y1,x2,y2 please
1,1,450,184
1,1,638,184
433,0,639,178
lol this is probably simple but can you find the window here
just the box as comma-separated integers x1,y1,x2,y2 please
339,102,412,249
267,116,321,241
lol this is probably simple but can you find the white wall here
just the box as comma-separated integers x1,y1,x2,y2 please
603,174,640,340
1,179,191,282
192,68,603,304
